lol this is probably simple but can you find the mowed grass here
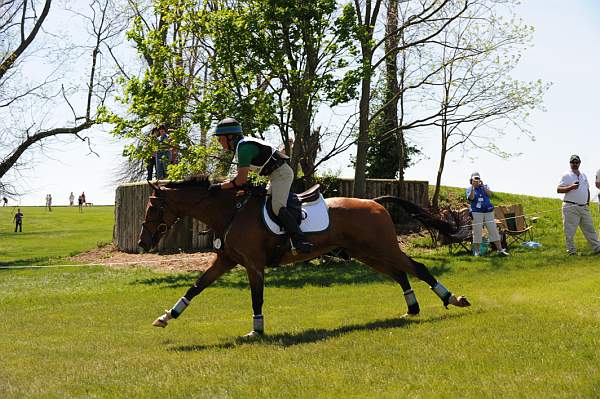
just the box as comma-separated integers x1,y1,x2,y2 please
1,190,600,398
0,206,114,265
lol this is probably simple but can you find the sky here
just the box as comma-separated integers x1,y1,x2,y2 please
7,0,600,207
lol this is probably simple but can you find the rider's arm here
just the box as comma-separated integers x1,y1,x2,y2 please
221,167,250,190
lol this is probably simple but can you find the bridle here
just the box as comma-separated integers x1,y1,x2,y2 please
142,194,179,245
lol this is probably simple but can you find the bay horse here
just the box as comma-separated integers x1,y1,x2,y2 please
138,176,470,338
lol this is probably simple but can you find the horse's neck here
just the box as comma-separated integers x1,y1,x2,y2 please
168,189,237,233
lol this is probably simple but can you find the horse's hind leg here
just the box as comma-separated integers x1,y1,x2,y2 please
346,251,419,316
349,249,470,310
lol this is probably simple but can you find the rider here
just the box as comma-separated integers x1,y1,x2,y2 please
208,117,313,253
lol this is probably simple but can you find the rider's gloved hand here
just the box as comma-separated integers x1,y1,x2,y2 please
208,184,222,193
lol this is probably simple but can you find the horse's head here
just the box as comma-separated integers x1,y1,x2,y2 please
138,181,180,252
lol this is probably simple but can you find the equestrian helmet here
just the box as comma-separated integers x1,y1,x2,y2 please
214,118,243,136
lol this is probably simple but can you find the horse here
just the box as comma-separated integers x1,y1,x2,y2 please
138,176,470,338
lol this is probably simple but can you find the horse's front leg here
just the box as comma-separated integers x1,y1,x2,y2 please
153,255,237,328
241,265,265,338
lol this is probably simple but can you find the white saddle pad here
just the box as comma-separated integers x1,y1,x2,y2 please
263,194,329,235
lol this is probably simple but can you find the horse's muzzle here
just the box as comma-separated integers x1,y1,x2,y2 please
138,240,151,252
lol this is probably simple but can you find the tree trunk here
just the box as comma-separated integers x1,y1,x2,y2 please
431,126,447,212
384,0,400,180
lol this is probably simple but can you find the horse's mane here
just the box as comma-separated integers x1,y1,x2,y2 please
163,175,212,189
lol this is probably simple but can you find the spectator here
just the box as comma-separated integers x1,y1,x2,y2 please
69,192,75,206
146,127,158,180
466,172,509,257
2,196,7,206
596,166,600,215
81,192,86,206
557,154,600,255
155,124,171,180
46,194,52,212
13,208,23,232
78,195,83,212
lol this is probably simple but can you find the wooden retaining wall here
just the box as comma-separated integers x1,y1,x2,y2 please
113,181,212,253
335,178,428,206
113,179,429,253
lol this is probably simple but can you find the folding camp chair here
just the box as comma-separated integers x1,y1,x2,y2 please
494,204,537,249
440,207,473,255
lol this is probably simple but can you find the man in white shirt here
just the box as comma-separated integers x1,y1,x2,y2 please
596,167,600,210
557,155,600,255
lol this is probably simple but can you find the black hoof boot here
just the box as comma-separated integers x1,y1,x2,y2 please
407,303,420,316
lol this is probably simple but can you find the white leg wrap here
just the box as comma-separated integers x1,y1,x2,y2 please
253,314,264,332
431,282,452,306
432,282,449,299
403,289,418,307
170,297,190,318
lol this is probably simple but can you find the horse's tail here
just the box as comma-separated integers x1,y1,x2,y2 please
373,196,458,236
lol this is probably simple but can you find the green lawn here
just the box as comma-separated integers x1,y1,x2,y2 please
1,191,600,398
0,206,114,265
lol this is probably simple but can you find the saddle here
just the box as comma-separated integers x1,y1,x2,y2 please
262,184,329,235
265,184,322,225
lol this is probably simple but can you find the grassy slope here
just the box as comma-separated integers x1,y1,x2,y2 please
1,190,600,398
0,206,114,265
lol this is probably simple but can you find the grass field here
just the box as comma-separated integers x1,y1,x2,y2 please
1,191,600,398
0,205,114,265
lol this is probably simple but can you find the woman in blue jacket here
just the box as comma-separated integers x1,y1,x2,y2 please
466,172,509,256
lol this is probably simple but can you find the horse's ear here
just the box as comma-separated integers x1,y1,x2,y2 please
147,180,162,193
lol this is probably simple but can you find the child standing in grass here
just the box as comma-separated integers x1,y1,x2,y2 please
13,208,23,232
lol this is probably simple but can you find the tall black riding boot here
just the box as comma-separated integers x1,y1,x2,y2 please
277,207,313,253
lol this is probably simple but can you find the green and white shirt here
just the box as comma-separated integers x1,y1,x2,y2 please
235,137,276,174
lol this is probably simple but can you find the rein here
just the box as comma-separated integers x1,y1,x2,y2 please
213,189,255,250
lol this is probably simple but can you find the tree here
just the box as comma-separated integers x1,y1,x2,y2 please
427,0,549,210
0,0,126,195
352,0,468,197
203,0,360,180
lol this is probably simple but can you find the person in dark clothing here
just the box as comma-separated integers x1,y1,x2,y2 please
14,208,23,232
146,127,158,180
2,196,7,206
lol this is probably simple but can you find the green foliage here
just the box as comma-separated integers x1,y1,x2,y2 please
166,138,225,180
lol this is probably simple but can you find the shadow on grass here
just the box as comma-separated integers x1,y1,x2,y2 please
133,259,452,289
0,257,54,267
168,312,467,352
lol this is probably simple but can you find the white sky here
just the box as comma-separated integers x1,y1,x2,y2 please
8,0,600,206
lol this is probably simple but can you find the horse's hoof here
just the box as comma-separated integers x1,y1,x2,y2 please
152,318,168,328
401,312,419,318
450,295,471,307
152,311,171,328
239,330,264,341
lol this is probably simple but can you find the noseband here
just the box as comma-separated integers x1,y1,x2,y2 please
143,195,178,244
